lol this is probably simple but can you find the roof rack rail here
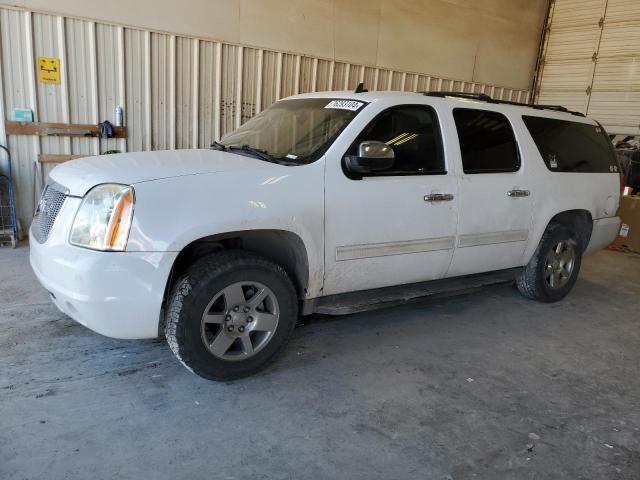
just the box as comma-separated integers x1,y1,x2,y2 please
422,91,494,102
418,91,586,117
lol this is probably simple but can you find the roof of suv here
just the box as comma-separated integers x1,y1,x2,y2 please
287,90,597,125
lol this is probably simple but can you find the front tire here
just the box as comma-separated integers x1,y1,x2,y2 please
516,225,582,302
165,250,298,381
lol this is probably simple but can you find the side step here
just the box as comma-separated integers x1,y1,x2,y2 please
310,269,520,316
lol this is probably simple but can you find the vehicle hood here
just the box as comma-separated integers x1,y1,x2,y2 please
48,149,279,196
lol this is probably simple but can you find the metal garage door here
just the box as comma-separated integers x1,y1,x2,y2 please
535,0,640,135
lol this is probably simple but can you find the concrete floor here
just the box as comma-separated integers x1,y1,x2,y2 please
1,245,639,480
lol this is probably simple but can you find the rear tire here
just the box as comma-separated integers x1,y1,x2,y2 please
516,225,582,302
165,250,298,381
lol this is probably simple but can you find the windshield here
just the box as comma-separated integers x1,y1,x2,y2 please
219,98,366,164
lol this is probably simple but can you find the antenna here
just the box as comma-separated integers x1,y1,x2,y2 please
354,83,367,93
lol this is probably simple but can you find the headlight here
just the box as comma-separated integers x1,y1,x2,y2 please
70,184,134,251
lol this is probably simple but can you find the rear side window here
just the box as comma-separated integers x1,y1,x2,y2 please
522,116,618,173
453,108,520,174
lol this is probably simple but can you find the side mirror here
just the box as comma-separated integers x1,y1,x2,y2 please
344,141,395,174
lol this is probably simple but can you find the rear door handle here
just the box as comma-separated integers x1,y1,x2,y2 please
507,189,530,198
424,193,455,202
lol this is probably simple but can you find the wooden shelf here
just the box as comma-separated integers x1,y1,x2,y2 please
38,154,88,164
5,121,127,138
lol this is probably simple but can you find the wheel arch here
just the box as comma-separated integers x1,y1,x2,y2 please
546,209,594,253
526,209,593,264
169,228,309,291
160,229,311,334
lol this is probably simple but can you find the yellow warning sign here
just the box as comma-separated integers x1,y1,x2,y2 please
37,56,60,84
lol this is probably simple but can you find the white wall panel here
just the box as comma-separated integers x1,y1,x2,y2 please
390,72,404,91
96,23,123,153
150,32,172,151
331,62,347,91
298,56,314,94
241,47,259,124
124,28,149,152
280,53,297,99
377,69,391,91
219,43,237,138
0,8,38,229
0,5,530,229
13,0,548,90
65,17,96,156
32,12,67,163
415,75,431,92
315,59,331,92
259,50,279,111
197,40,218,148
175,37,195,149
362,67,376,91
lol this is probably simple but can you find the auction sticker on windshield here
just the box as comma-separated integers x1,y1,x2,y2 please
324,100,364,111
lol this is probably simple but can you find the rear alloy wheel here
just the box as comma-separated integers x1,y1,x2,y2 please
543,240,576,290
165,251,298,381
516,225,582,302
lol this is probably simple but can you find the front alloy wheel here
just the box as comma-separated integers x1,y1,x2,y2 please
165,251,298,381
201,281,280,361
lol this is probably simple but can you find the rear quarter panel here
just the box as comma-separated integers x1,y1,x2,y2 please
512,113,620,263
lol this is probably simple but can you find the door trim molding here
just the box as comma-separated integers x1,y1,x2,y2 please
457,229,528,248
336,236,455,261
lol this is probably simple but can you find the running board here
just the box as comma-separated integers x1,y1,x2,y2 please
308,269,520,316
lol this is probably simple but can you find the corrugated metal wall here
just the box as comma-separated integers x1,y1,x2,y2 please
0,5,530,231
535,0,640,135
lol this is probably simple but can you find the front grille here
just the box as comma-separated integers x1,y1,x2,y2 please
32,182,68,243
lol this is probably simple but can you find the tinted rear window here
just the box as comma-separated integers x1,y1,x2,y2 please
522,116,618,173
453,109,520,174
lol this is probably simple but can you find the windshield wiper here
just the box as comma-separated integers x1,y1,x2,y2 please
227,144,277,163
210,141,228,151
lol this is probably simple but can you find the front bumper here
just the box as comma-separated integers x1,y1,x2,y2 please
29,197,177,339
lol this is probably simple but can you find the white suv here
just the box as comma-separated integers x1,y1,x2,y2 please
29,89,622,380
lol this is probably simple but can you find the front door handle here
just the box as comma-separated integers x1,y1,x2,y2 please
424,193,455,202
507,189,530,198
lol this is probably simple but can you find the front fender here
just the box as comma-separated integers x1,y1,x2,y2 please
126,164,325,296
